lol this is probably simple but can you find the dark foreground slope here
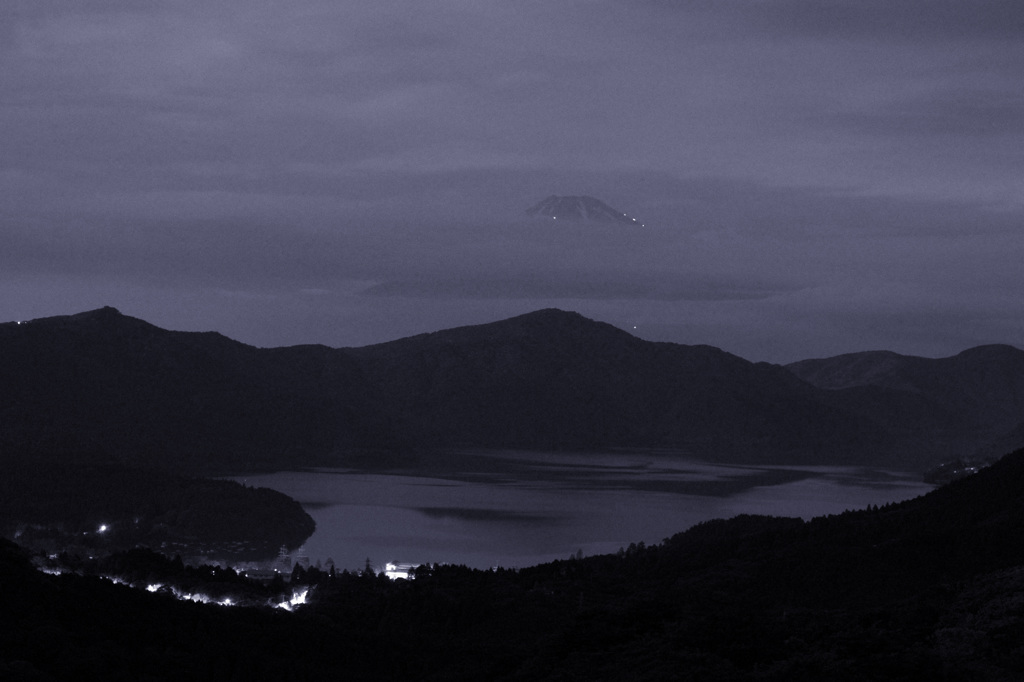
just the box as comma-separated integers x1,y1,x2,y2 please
2,307,1022,471
4,448,1024,680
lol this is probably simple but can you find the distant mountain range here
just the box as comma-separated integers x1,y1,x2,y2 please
2,307,1022,473
787,346,1024,458
526,195,644,225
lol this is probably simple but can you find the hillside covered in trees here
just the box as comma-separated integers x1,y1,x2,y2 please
4,307,1023,473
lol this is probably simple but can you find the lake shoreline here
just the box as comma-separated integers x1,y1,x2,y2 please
229,450,935,572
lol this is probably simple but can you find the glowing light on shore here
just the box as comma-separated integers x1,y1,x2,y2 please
38,566,314,611
276,588,309,611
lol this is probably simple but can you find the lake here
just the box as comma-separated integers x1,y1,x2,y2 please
233,450,935,572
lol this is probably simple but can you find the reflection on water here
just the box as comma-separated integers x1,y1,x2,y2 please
233,450,935,572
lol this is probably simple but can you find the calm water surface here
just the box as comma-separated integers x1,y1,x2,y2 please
234,450,935,572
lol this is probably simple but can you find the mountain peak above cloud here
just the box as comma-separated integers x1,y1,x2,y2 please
526,195,644,225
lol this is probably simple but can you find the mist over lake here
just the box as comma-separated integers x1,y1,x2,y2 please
233,450,935,572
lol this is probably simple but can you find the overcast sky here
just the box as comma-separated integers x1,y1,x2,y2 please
3,1,1023,362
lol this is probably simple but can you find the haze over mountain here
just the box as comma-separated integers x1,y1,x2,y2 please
2,307,1022,473
5,0,1023,382
525,195,644,225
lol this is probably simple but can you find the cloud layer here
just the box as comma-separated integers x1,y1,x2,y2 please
2,1,1023,361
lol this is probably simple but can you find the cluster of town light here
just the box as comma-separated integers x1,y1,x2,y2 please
139,581,310,610
35,562,311,611
384,562,416,580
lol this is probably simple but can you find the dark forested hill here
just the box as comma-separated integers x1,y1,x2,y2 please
787,344,1024,461
2,307,1022,472
0,307,394,472
348,309,884,460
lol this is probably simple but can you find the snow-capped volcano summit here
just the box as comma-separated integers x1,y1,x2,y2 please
526,195,644,225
